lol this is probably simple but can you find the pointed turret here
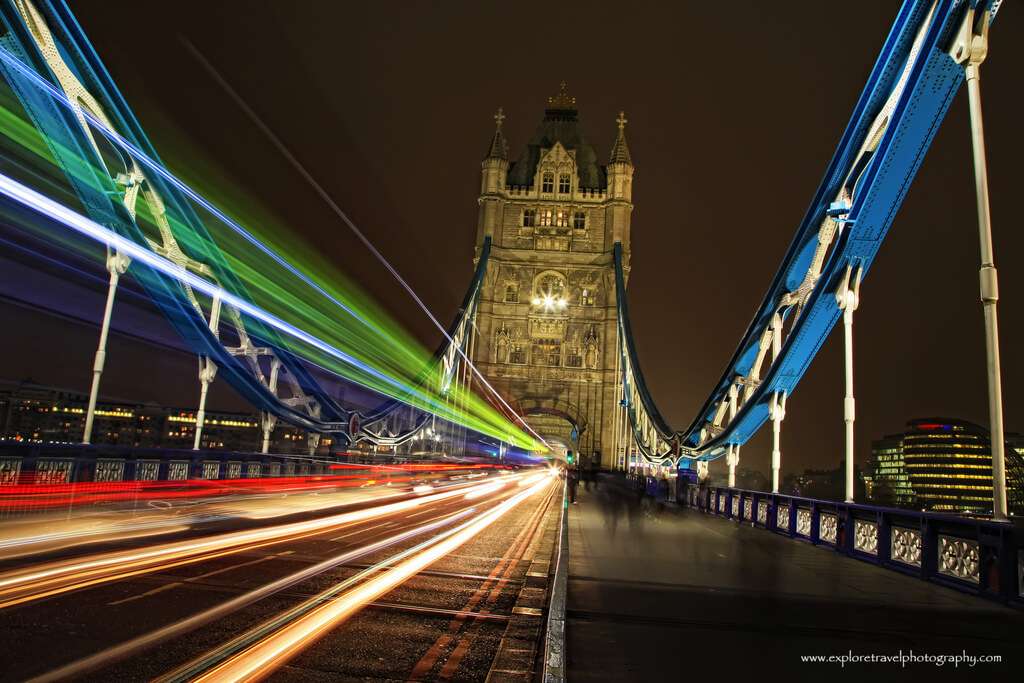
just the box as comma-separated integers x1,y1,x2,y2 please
606,111,634,202
481,106,510,196
609,110,632,166
479,107,510,245
484,106,509,161
605,110,634,254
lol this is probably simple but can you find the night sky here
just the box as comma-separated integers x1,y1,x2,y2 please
4,2,1022,477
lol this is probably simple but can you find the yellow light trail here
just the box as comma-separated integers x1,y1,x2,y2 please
0,475,530,609
28,509,475,683
188,478,553,682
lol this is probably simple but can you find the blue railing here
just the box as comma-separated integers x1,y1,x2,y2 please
659,480,1022,607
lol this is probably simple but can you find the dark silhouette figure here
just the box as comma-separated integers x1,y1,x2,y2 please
567,468,579,504
597,474,624,536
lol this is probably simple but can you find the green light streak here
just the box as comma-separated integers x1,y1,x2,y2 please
0,74,544,452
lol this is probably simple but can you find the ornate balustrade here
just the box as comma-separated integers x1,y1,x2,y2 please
670,479,1023,606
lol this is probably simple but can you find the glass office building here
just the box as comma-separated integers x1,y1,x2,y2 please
870,419,1024,516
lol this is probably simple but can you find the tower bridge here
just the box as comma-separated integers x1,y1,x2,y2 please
0,1,1021,679
472,85,632,470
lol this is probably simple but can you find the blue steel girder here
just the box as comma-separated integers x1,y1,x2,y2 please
0,0,354,436
612,1,1002,462
0,0,492,448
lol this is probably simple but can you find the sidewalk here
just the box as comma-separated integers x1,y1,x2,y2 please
564,484,1024,678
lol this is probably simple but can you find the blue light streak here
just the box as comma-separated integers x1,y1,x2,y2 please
0,171,457,416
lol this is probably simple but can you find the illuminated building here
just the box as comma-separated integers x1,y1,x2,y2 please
868,434,916,507
0,380,328,454
869,418,1024,516
471,84,634,468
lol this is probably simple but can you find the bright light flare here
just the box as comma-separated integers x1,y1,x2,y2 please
519,472,547,487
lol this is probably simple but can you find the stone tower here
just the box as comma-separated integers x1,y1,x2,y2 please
471,84,634,468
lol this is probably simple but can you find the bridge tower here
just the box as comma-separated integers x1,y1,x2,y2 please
471,84,633,469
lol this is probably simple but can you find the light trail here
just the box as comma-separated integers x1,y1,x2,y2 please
171,477,553,682
0,475,530,609
0,169,530,444
182,41,551,449
0,44,549,452
0,480,387,561
27,509,475,683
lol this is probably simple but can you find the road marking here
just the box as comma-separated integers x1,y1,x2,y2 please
107,551,294,606
405,509,440,519
330,521,392,542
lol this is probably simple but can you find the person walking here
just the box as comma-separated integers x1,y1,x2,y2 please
567,467,579,504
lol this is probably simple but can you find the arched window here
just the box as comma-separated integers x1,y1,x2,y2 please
542,172,554,193
532,271,567,311
504,283,519,302
555,210,567,228
573,211,586,230
523,209,535,227
540,209,553,227
558,173,571,194
581,288,596,306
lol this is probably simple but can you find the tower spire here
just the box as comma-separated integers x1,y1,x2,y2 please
484,106,508,160
609,110,632,165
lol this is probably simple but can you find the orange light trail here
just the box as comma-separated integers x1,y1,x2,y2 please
0,474,531,609
183,478,552,682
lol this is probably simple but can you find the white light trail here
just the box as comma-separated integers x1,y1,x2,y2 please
0,43,552,452
0,480,506,609
27,509,474,683
190,478,552,682
0,171,456,416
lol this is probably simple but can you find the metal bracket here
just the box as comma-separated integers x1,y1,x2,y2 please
835,263,863,313
948,6,990,67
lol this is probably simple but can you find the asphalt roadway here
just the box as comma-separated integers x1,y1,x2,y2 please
565,483,1024,680
0,474,561,682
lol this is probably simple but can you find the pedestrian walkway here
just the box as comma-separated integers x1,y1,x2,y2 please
564,484,1024,679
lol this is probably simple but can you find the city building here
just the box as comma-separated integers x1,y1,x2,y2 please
470,85,633,469
868,434,916,507
868,418,1024,515
0,380,336,455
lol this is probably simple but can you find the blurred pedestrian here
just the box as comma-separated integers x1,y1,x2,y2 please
597,476,623,536
567,468,579,504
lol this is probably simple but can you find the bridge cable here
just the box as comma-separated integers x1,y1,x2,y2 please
180,40,549,450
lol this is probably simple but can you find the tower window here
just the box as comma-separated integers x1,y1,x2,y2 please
523,209,535,227
532,339,562,366
581,288,596,306
509,346,525,364
574,212,586,230
540,209,553,227
542,172,554,193
559,173,571,193
504,283,519,302
555,211,567,228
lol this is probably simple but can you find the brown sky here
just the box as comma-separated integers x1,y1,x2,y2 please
4,1,1021,476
